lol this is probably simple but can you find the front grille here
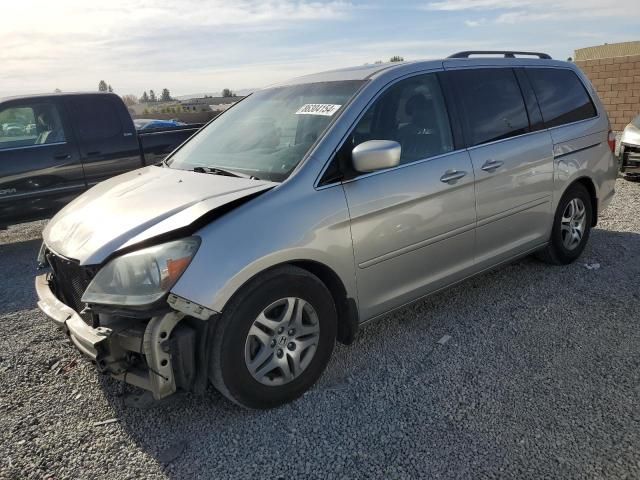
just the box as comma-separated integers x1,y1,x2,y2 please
46,250,95,325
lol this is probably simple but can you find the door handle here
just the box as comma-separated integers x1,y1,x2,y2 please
440,170,467,184
481,159,504,172
53,153,71,160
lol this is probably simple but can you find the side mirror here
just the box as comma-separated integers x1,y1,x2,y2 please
352,140,401,173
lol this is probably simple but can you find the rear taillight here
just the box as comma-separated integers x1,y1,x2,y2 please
607,129,616,153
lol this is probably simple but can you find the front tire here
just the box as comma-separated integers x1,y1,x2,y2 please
210,266,337,409
536,183,592,265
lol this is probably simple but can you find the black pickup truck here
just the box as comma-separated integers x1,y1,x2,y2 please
0,92,202,227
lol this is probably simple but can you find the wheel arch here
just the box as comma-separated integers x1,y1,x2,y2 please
569,176,598,226
288,260,359,345
222,260,360,346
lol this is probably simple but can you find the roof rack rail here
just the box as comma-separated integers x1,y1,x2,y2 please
448,50,552,60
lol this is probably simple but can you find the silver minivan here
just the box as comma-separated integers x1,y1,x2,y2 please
36,51,618,409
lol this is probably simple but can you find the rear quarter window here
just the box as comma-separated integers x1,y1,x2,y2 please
525,68,597,128
69,97,122,141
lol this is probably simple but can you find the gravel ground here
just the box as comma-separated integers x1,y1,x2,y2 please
1,178,639,480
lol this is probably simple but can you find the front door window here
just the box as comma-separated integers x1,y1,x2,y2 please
0,103,66,151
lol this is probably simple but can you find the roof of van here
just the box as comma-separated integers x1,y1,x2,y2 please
3,55,571,101
271,56,572,87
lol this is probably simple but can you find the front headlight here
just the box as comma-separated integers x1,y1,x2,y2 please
82,237,200,307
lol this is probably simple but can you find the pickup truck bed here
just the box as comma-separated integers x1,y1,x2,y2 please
0,92,201,227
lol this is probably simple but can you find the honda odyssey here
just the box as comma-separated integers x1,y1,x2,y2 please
36,51,618,409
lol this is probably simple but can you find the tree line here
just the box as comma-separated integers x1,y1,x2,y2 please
97,80,238,107
98,80,114,92
139,88,173,103
370,55,404,65
98,80,172,105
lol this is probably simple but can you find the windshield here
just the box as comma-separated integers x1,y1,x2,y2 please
166,80,365,181
632,114,640,129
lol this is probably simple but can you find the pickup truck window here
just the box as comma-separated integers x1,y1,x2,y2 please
0,103,66,151
167,80,365,182
69,97,122,141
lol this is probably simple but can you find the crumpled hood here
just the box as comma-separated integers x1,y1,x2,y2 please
44,166,276,264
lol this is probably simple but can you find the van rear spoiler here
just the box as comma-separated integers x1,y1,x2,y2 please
448,51,552,59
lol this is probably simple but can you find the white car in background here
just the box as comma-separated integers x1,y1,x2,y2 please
620,114,640,180
4,123,25,136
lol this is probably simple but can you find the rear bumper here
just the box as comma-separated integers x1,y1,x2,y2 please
36,273,203,399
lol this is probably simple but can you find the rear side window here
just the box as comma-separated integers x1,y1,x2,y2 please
452,68,529,147
525,68,597,128
69,97,122,141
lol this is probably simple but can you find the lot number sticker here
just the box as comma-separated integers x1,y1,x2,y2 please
295,104,342,116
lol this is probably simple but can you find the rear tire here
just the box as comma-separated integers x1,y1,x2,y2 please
536,183,592,265
209,265,337,409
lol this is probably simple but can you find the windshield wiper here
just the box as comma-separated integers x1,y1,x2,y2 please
192,166,257,179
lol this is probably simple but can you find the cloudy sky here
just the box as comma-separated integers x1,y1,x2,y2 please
1,0,638,97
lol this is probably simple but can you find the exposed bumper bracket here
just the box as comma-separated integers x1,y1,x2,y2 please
167,293,216,320
36,273,194,400
143,311,184,399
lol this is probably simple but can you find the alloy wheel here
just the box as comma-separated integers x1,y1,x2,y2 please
560,198,587,251
244,297,320,386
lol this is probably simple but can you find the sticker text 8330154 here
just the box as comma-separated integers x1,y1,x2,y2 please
295,104,342,116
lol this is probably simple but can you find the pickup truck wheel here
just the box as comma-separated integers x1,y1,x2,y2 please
536,183,592,265
209,266,337,409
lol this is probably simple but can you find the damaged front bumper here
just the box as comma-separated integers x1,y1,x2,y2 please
36,274,215,400
620,143,640,175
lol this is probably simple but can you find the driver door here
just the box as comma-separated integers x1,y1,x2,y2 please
339,72,477,319
0,99,84,225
